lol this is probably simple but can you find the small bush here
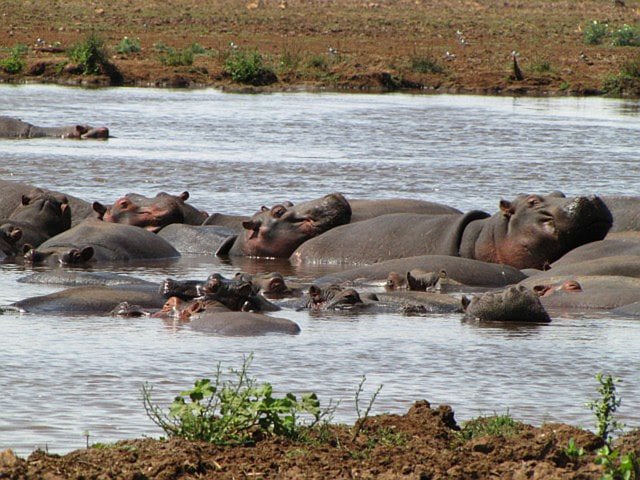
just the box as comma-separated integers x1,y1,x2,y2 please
306,54,328,71
159,47,194,67
584,20,609,45
611,24,640,47
115,37,141,55
603,56,640,96
0,44,27,74
529,57,552,74
410,55,444,74
224,49,277,85
142,355,330,445
457,412,522,441
68,33,109,75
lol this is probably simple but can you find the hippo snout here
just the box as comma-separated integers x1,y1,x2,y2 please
81,126,109,139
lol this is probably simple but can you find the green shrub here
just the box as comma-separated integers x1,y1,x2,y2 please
586,373,624,443
68,33,109,75
306,54,328,71
410,55,444,74
0,45,27,74
584,20,609,45
611,24,640,47
458,411,522,441
115,36,141,55
602,56,640,96
529,57,552,74
224,49,277,85
159,47,194,67
142,355,330,445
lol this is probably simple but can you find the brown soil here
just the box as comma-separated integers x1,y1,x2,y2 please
1,0,640,95
2,400,639,479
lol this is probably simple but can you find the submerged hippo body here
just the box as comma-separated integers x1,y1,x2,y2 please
462,286,551,323
8,284,164,315
188,311,300,336
218,193,352,258
0,179,93,226
94,191,209,232
158,224,236,254
294,192,612,270
0,116,109,139
24,219,180,265
348,198,461,222
314,255,527,288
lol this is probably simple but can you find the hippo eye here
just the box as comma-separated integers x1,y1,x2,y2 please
271,205,287,218
527,196,542,207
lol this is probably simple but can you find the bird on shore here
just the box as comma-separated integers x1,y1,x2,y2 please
512,51,524,81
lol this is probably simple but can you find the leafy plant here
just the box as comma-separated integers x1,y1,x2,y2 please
565,437,585,459
585,373,624,443
611,24,640,47
584,20,609,45
410,54,444,74
595,445,637,480
351,375,383,441
68,33,110,75
0,44,26,74
115,36,141,55
458,411,522,441
306,54,328,71
142,354,330,445
223,49,277,85
529,57,552,74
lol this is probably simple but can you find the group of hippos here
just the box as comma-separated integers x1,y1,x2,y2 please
3,172,640,336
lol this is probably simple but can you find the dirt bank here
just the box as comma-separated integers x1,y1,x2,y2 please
1,400,638,479
1,0,640,95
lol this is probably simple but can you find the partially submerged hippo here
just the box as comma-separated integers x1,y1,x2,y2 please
94,191,209,232
23,219,180,265
217,193,352,258
0,116,109,139
293,192,612,270
462,286,551,323
0,188,71,249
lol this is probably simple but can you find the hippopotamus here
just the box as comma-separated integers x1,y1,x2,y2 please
522,276,640,311
0,116,109,139
6,284,164,315
157,224,237,254
301,284,365,310
348,198,461,222
17,270,155,287
293,192,612,270
23,219,180,265
550,232,640,267
0,188,71,249
526,255,640,281
93,191,209,232
0,179,93,226
187,311,301,336
314,255,527,288
216,193,352,258
462,285,551,323
601,196,640,232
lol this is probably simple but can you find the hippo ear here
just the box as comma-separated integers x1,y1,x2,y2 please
22,243,34,255
242,220,261,232
461,295,471,310
179,191,189,201
92,201,107,219
260,206,269,212
21,195,31,206
548,191,566,198
499,200,515,218
8,226,22,243
79,246,95,262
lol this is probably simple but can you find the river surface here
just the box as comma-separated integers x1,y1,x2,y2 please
1,85,639,456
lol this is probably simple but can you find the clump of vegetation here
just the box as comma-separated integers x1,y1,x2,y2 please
611,24,640,47
306,54,328,71
68,33,110,75
142,355,331,445
278,45,303,74
457,411,522,441
157,43,207,67
223,49,277,85
585,373,638,480
0,44,27,74
410,54,444,74
115,36,141,55
602,55,640,96
584,20,609,45
529,56,553,74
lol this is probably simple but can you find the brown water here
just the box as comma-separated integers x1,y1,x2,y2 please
1,85,639,456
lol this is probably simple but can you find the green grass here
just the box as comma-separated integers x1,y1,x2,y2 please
584,20,608,45
115,36,141,55
410,54,444,74
611,24,640,47
457,411,522,441
68,33,110,75
223,49,277,85
0,44,27,74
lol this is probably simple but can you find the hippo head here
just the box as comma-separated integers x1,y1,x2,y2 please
228,193,352,258
11,189,71,237
60,124,109,139
462,285,551,323
94,191,206,232
476,192,612,270
23,245,95,265
200,273,255,311
307,284,363,310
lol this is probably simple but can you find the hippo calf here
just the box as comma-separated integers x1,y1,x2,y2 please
0,116,109,139
462,286,551,323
